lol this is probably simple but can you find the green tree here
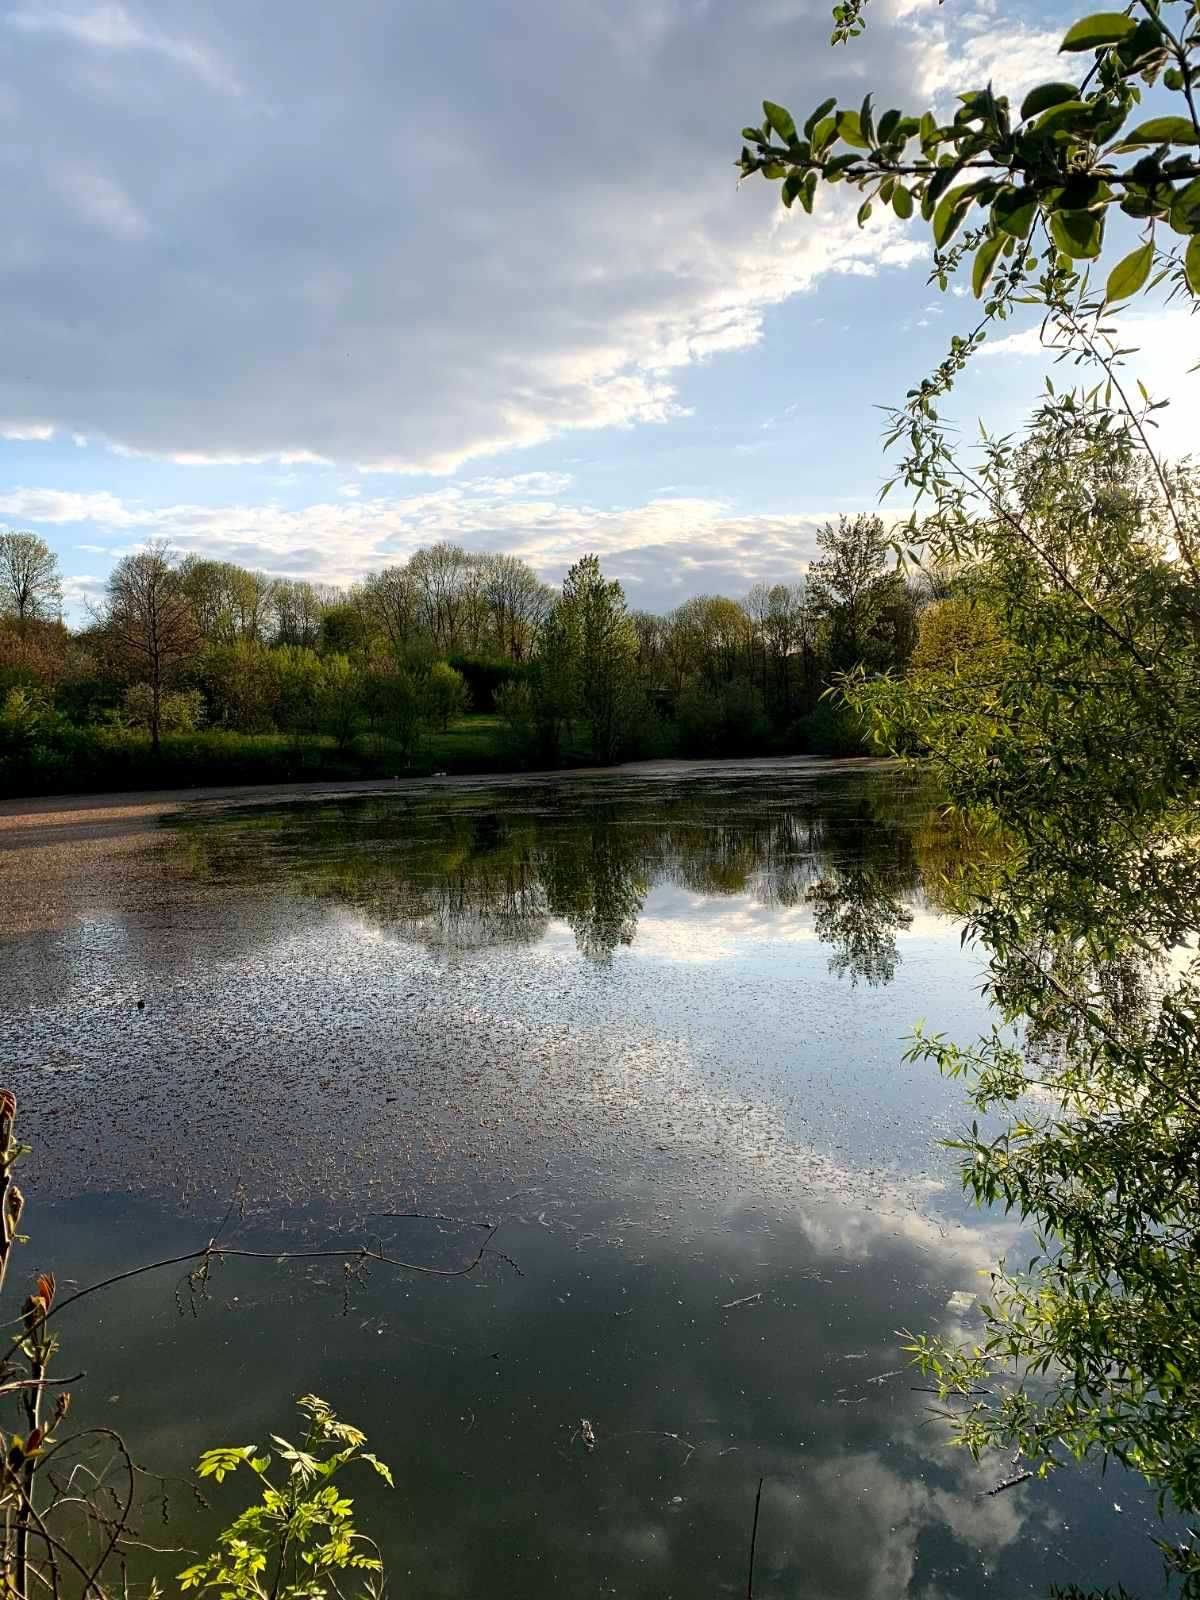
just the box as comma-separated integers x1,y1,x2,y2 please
554,554,640,763
423,660,470,731
807,513,899,665
0,533,62,628
318,654,362,751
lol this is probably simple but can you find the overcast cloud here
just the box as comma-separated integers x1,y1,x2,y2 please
4,0,1190,611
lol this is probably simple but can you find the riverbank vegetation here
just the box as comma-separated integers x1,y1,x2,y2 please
740,0,1200,1589
1,516,938,797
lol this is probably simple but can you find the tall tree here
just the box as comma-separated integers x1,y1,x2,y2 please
807,514,896,664
556,555,639,764
272,579,325,649
102,540,199,754
0,532,62,627
481,554,553,661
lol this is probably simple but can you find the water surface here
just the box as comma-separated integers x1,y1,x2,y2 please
0,761,1174,1596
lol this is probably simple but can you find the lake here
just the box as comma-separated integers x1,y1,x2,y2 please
0,759,1174,1596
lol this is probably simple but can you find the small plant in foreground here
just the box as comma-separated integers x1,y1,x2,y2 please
179,1395,393,1600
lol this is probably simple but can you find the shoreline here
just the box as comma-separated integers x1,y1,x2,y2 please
0,753,894,844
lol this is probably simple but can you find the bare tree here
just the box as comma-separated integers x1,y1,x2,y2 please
409,543,470,650
0,532,62,627
272,579,325,647
360,565,417,649
102,540,199,754
482,554,554,661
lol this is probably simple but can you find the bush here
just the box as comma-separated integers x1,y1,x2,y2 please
422,661,470,731
123,683,207,733
674,676,771,756
494,679,536,765
788,696,873,756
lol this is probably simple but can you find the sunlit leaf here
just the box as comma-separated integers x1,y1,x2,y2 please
1105,240,1153,302
1059,12,1137,50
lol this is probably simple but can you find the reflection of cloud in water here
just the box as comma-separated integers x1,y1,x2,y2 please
46,1176,1155,1600
625,883,958,967
3,894,993,1217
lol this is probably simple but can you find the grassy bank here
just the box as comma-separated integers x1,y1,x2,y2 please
0,716,510,799
0,704,871,800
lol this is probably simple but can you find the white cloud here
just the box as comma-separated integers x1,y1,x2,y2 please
0,487,154,526
5,476,864,609
916,14,1063,105
49,161,148,240
0,0,930,475
0,423,56,441
8,4,243,95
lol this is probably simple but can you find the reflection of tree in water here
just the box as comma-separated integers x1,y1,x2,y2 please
540,817,648,963
805,868,913,987
177,775,970,974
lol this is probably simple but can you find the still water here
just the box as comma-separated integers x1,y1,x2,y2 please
0,760,1176,1596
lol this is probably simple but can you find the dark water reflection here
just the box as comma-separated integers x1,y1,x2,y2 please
0,761,1177,1595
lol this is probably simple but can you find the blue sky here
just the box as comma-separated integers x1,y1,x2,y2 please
1,0,1195,618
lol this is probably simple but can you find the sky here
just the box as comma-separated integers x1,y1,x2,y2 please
1,0,1196,620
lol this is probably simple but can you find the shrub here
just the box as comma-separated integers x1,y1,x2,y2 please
674,676,771,756
789,696,873,756
422,661,470,731
123,683,207,733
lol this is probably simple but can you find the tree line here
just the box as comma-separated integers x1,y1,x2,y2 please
0,516,948,791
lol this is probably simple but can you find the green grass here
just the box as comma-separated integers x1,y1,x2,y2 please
0,716,519,799
420,714,511,770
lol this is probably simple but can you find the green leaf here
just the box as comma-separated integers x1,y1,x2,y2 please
922,163,960,221
762,101,797,143
1033,100,1095,136
809,116,837,152
860,94,876,147
1169,177,1200,235
1113,116,1200,148
993,187,1039,239
932,184,974,248
972,233,1005,298
1050,208,1104,258
800,170,818,212
857,199,873,226
1059,13,1137,50
892,185,914,220
836,109,870,149
1186,233,1200,294
782,171,803,209
1105,239,1153,301
1020,82,1085,120
803,97,837,139
361,1452,394,1488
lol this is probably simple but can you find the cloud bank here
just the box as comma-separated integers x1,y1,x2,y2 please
0,0,953,473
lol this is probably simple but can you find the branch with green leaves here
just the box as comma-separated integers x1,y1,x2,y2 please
739,0,1200,304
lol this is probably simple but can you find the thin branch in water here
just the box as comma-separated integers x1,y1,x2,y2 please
746,1476,764,1600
